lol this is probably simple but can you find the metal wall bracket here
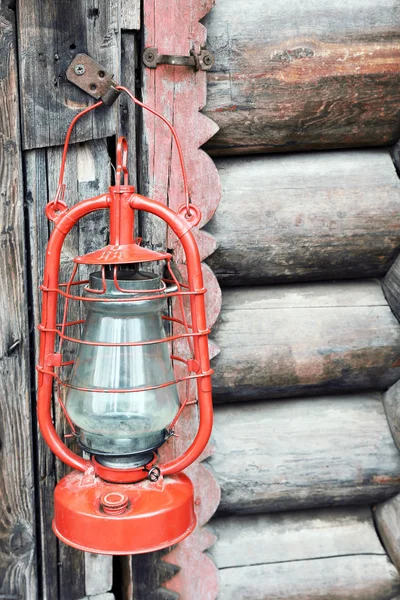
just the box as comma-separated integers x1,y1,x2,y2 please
143,47,214,71
66,54,121,106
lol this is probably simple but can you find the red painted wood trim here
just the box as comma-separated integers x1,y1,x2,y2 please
142,1,221,598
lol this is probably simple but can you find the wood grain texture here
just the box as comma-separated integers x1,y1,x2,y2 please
210,393,400,514
209,507,385,568
25,139,110,599
383,379,400,461
0,3,37,597
202,0,400,155
17,0,120,149
206,149,400,286
383,255,400,323
49,139,110,600
24,148,58,600
120,31,137,188
138,1,222,598
376,495,400,574
121,0,140,29
79,594,115,600
212,280,400,402
84,554,113,596
217,557,400,600
210,507,400,599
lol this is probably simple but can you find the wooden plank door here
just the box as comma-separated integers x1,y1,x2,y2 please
129,1,222,598
0,3,37,597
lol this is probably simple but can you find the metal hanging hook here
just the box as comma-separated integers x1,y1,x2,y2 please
47,72,202,226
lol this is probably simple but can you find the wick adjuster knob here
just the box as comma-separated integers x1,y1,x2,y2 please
100,492,129,515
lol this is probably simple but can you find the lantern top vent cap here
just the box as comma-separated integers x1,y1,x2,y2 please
74,243,171,265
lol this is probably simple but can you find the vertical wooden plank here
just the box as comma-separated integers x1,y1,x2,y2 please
24,148,59,600
17,0,120,149
121,0,140,30
26,138,112,599
84,554,113,596
120,31,137,187
44,138,111,600
136,1,222,597
0,2,38,598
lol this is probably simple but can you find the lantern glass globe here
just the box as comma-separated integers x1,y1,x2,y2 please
65,269,179,464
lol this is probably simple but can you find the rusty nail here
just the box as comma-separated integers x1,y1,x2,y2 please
74,64,85,76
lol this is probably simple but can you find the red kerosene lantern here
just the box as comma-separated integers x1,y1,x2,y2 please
37,87,213,554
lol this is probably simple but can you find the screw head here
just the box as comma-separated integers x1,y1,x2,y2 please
74,64,85,76
203,54,212,66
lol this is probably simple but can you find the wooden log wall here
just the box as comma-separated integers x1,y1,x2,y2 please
206,150,400,285
202,0,400,155
212,280,400,401
199,0,400,598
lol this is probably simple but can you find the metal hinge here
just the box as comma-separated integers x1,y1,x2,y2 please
142,47,214,71
66,53,121,106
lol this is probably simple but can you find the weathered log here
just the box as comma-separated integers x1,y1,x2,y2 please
205,150,400,286
383,256,400,323
212,280,400,402
210,508,400,600
203,0,400,155
383,380,400,453
376,495,400,575
210,393,400,514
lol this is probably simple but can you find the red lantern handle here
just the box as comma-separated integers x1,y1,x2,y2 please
38,193,212,476
48,86,193,219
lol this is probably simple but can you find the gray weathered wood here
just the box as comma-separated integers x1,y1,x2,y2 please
376,495,400,574
210,393,400,514
79,594,115,600
383,256,400,323
203,0,400,155
121,0,140,29
120,31,137,188
209,507,384,568
0,3,37,598
25,139,111,599
383,380,400,453
47,139,110,600
211,507,400,599
206,150,400,285
217,557,400,600
24,148,58,600
17,0,120,149
213,508,400,598
212,280,400,402
85,554,113,596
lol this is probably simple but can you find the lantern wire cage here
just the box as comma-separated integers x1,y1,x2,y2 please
37,257,210,441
